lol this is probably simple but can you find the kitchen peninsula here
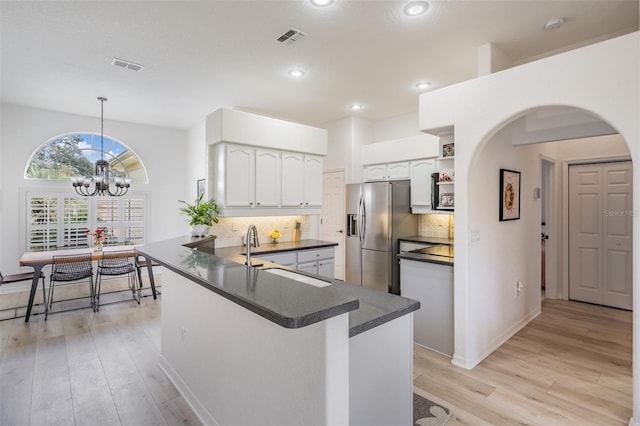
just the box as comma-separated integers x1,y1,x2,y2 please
136,236,419,426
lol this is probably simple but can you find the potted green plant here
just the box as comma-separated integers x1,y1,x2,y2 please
179,194,221,237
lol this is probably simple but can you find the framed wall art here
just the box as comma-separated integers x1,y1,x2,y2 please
499,169,520,221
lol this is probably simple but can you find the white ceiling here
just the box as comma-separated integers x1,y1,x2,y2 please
1,0,638,130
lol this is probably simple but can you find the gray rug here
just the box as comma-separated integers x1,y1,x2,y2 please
414,393,452,426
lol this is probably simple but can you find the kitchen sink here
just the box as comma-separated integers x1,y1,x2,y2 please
263,268,332,288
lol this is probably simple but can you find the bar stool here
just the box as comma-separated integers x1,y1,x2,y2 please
48,253,94,319
96,250,140,311
0,269,47,319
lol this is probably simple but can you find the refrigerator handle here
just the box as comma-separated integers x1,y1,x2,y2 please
359,197,366,244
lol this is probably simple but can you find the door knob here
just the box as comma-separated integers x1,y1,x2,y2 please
337,229,344,233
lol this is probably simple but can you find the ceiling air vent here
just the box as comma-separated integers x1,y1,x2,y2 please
275,28,307,46
112,57,144,72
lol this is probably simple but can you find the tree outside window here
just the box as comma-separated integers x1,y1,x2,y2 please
26,133,145,182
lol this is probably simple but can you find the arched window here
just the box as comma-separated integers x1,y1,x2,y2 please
25,133,147,183
23,133,148,251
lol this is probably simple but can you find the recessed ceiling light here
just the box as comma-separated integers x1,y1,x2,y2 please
415,81,432,90
288,69,305,78
310,0,334,6
544,18,565,31
403,1,429,16
349,104,364,111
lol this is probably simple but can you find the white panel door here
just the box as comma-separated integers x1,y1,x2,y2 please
281,153,305,207
255,149,280,207
602,163,633,309
569,162,632,309
322,170,346,280
225,145,254,207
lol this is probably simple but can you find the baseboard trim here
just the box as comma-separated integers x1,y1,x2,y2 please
452,307,542,370
158,355,218,426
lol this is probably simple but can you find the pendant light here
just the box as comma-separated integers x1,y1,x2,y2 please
71,97,131,196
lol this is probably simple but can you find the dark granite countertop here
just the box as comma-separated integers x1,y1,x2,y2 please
397,251,454,266
399,235,454,246
137,236,419,337
214,239,338,258
398,236,454,266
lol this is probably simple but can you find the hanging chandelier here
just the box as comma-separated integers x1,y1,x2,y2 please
71,97,131,196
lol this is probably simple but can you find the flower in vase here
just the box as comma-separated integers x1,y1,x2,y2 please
268,229,281,243
86,228,105,247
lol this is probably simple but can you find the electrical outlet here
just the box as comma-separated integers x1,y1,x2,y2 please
516,281,523,296
181,326,187,343
232,221,238,232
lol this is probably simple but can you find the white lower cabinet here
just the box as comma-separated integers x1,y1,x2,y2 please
254,251,296,267
255,247,335,280
317,258,335,279
297,247,335,280
296,261,317,275
400,259,453,357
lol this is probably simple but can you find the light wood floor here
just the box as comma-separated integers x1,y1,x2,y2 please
0,283,201,426
414,298,632,425
1,292,632,425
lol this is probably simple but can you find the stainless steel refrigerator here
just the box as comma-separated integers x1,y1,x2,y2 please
346,180,418,294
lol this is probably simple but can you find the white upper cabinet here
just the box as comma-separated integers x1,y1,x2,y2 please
281,153,305,207
255,149,280,207
281,153,323,207
410,159,435,209
225,145,254,207
304,156,323,207
386,162,410,180
206,108,327,216
210,143,322,216
365,161,410,181
365,164,387,181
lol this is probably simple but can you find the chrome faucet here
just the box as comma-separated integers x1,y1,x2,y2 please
245,224,260,266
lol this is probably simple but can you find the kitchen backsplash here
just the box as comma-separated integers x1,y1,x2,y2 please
419,214,454,239
213,213,449,247
213,216,317,248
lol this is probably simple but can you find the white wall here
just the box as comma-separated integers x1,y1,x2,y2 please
0,103,188,274
419,32,639,378
322,116,373,184
467,129,543,364
321,116,353,179
372,111,423,143
324,111,438,183
185,120,207,203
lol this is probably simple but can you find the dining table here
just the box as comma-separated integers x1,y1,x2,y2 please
19,245,157,322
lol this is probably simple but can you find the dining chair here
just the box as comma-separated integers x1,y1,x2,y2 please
0,269,48,318
48,253,94,319
96,250,140,311
135,255,160,295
